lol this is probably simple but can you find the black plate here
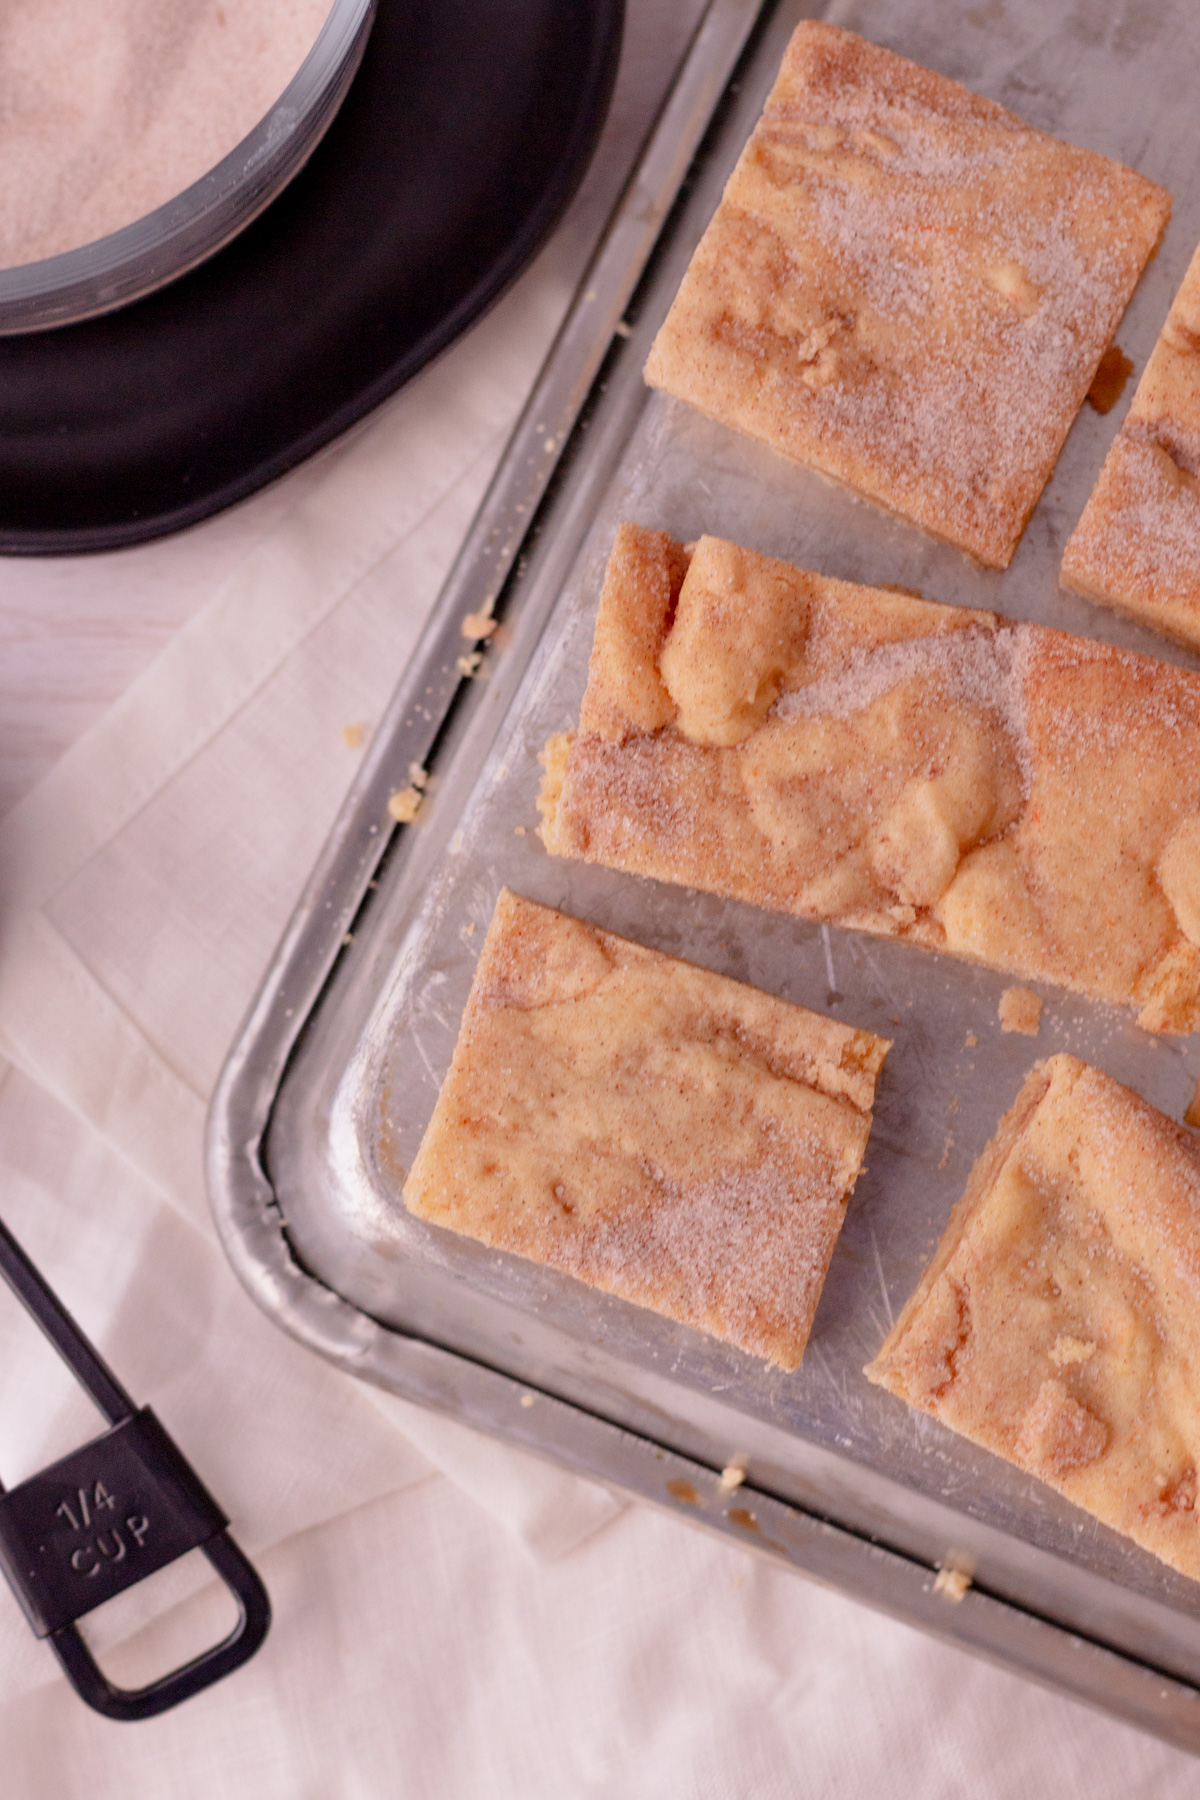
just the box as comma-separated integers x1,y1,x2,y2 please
0,0,624,554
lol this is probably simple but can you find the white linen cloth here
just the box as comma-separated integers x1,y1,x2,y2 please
0,6,1197,1793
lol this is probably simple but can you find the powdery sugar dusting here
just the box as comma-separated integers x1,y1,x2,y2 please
555,1148,845,1366
405,892,886,1372
647,22,1170,566
1070,432,1200,603
558,733,708,858
868,1056,1200,1583
0,0,333,267
548,528,1200,1028
1104,438,1200,584
1063,236,1200,642
1048,1063,1200,1312
776,624,1034,786
750,149,1136,520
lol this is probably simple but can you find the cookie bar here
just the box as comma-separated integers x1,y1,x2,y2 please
403,888,889,1370
644,22,1170,569
1062,241,1200,649
539,524,1200,1033
865,1055,1200,1583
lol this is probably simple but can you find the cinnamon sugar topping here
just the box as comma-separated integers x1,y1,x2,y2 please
866,1055,1200,1583
1063,239,1200,650
404,889,889,1371
541,524,1200,1034
644,22,1170,569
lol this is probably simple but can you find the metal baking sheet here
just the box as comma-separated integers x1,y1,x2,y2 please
209,0,1200,1751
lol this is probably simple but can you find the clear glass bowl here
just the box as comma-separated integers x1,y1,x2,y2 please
0,0,376,336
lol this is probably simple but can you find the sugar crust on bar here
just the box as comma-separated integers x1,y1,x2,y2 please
866,1055,1200,1583
403,888,889,1371
644,21,1170,570
539,523,1200,1034
1062,241,1200,648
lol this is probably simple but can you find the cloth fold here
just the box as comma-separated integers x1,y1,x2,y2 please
1,1476,1194,1800
0,291,556,1224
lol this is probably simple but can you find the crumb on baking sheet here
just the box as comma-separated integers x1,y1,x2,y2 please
933,1564,973,1603
457,651,483,677
999,987,1042,1035
462,610,498,640
1087,344,1134,414
719,1457,748,1493
666,1478,700,1505
965,1032,978,1048
387,786,423,824
1185,1078,1200,1130
341,721,367,749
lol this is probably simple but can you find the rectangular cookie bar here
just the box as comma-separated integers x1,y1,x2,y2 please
1062,240,1200,649
539,524,1200,1033
644,21,1170,569
865,1055,1200,1583
403,888,889,1370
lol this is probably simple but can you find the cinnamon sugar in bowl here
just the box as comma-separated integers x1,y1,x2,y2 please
0,0,374,333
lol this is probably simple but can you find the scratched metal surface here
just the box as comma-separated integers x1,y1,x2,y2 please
270,0,1200,1683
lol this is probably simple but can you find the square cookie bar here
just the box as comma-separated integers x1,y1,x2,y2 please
865,1055,1200,1583
403,888,889,1370
540,524,1200,1033
644,22,1170,568
1062,240,1200,649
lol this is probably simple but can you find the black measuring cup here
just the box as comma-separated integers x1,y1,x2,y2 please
0,1213,269,1718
